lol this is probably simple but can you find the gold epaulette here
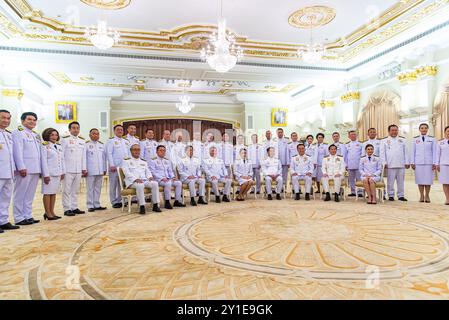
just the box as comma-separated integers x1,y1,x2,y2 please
151,157,157,160
79,136,85,140
98,141,104,144
5,129,10,133
18,126,24,131
62,135,70,138
124,157,130,160
42,141,49,145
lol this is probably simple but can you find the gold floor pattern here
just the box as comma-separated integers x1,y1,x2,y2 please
1,179,449,300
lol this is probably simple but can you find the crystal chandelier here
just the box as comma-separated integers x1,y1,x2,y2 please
201,1,243,73
85,20,120,50
176,95,195,114
299,16,325,64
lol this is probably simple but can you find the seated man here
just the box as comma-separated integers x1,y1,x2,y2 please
149,145,186,209
202,146,232,203
321,144,346,202
261,147,283,200
178,145,208,206
234,148,254,201
122,144,161,214
291,143,313,201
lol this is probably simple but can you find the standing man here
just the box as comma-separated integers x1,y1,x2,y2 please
202,132,217,160
149,145,186,209
248,134,263,194
314,133,329,194
85,128,107,213
261,147,283,201
191,132,203,161
203,146,232,203
107,124,131,208
12,112,41,225
322,145,346,202
276,128,290,189
291,144,313,201
288,132,300,159
172,132,186,167
381,124,410,201
159,130,175,165
178,145,208,206
332,132,345,157
362,128,382,157
140,129,158,163
218,132,234,176
0,110,20,232
410,123,437,203
125,124,140,147
262,130,278,160
344,130,363,197
60,121,87,216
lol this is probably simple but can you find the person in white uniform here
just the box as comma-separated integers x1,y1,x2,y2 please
436,126,449,205
261,147,283,200
202,132,217,161
276,128,290,191
410,123,437,203
321,144,346,202
248,134,263,194
172,133,187,167
60,121,87,216
202,146,232,203
159,130,175,166
343,130,363,197
380,124,410,201
140,129,158,163
233,148,254,201
262,130,278,160
291,144,313,201
362,128,382,157
125,124,140,147
178,145,208,206
359,144,382,204
314,133,329,194
287,132,300,159
191,132,204,162
331,132,345,157
12,112,41,226
41,128,65,220
122,144,161,214
234,135,247,161
85,128,107,212
305,134,317,183
0,110,20,232
107,124,131,208
217,132,234,176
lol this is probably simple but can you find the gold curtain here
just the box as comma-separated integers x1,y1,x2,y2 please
432,91,449,140
357,90,400,139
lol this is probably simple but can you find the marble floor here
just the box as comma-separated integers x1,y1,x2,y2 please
1,178,449,300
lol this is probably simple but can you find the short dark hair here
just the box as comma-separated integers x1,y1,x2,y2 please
185,145,194,152
328,144,337,151
388,124,398,131
21,112,37,121
291,132,298,136
332,132,340,136
306,135,313,140
365,144,374,150
267,147,274,153
297,143,305,150
368,128,376,133
156,145,166,152
89,128,99,134
0,109,11,115
419,123,429,129
348,130,356,134
42,128,59,142
146,128,154,133
130,143,140,151
277,128,284,132
113,124,123,131
445,126,449,132
316,133,324,139
68,121,80,130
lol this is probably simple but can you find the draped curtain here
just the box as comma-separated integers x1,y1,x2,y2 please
432,86,449,140
357,90,401,139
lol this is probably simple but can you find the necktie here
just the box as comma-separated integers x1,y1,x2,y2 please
422,136,425,142
54,144,57,150
368,156,371,161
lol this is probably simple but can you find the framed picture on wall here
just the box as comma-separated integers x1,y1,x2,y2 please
271,108,288,127
55,102,77,124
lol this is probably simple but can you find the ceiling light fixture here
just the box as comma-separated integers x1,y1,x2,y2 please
299,15,325,64
176,94,195,114
85,20,120,50
201,0,243,73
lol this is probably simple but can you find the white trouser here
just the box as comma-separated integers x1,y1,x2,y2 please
348,169,361,194
63,172,82,211
183,178,206,197
321,175,343,193
0,179,13,225
86,175,103,209
387,168,405,198
209,178,232,196
159,180,182,201
109,171,121,205
281,165,289,187
130,181,160,206
13,173,39,223
265,176,283,195
252,168,261,192
292,175,312,194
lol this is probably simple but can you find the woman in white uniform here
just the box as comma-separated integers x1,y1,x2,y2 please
436,126,449,205
41,128,65,220
233,148,254,201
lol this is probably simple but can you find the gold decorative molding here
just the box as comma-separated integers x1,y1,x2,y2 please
415,65,438,77
113,115,241,129
341,91,360,103
397,65,437,84
2,89,24,99
288,6,336,29
320,100,335,108
397,70,418,84
80,0,131,10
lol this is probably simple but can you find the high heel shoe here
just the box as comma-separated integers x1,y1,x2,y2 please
43,213,60,221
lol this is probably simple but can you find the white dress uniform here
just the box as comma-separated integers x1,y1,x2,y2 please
217,142,234,176
276,137,290,187
314,143,329,182
158,139,175,166
172,141,187,167
202,157,232,196
106,135,131,205
305,143,317,177
234,158,254,185
248,143,264,193
12,126,41,223
380,136,410,198
202,141,217,160
178,155,206,197
191,140,203,162
261,156,283,195
122,157,160,206
261,139,278,160
359,155,382,182
290,154,313,194
85,140,107,210
410,135,437,185
343,140,363,194
333,141,346,157
362,139,381,157
148,156,183,201
287,141,300,159
60,134,87,212
140,138,158,164
41,142,65,194
321,155,346,193
436,138,449,184
126,134,140,147
0,128,15,226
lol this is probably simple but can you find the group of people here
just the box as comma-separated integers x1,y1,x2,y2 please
0,108,449,234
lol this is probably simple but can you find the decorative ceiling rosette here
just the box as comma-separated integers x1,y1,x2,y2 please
80,0,131,10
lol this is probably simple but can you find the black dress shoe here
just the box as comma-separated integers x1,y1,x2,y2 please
0,229,3,233
198,197,208,205
324,192,331,202
27,218,40,224
72,209,85,215
112,203,122,209
295,193,300,201
389,197,395,201
165,201,173,210
276,194,282,200
64,210,75,217
139,205,146,215
190,198,198,206
16,220,33,226
0,223,20,230
222,195,230,202
398,197,408,202
95,207,107,211
267,194,273,201
174,200,186,207
215,196,221,203
152,204,162,213
43,213,59,221
88,208,95,212
334,193,340,203
348,193,356,197
305,193,310,201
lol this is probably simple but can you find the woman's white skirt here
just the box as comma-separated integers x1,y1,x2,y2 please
42,176,61,195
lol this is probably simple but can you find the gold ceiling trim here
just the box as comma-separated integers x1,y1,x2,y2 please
80,0,131,10
288,6,336,29
113,116,241,129
2,0,434,60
